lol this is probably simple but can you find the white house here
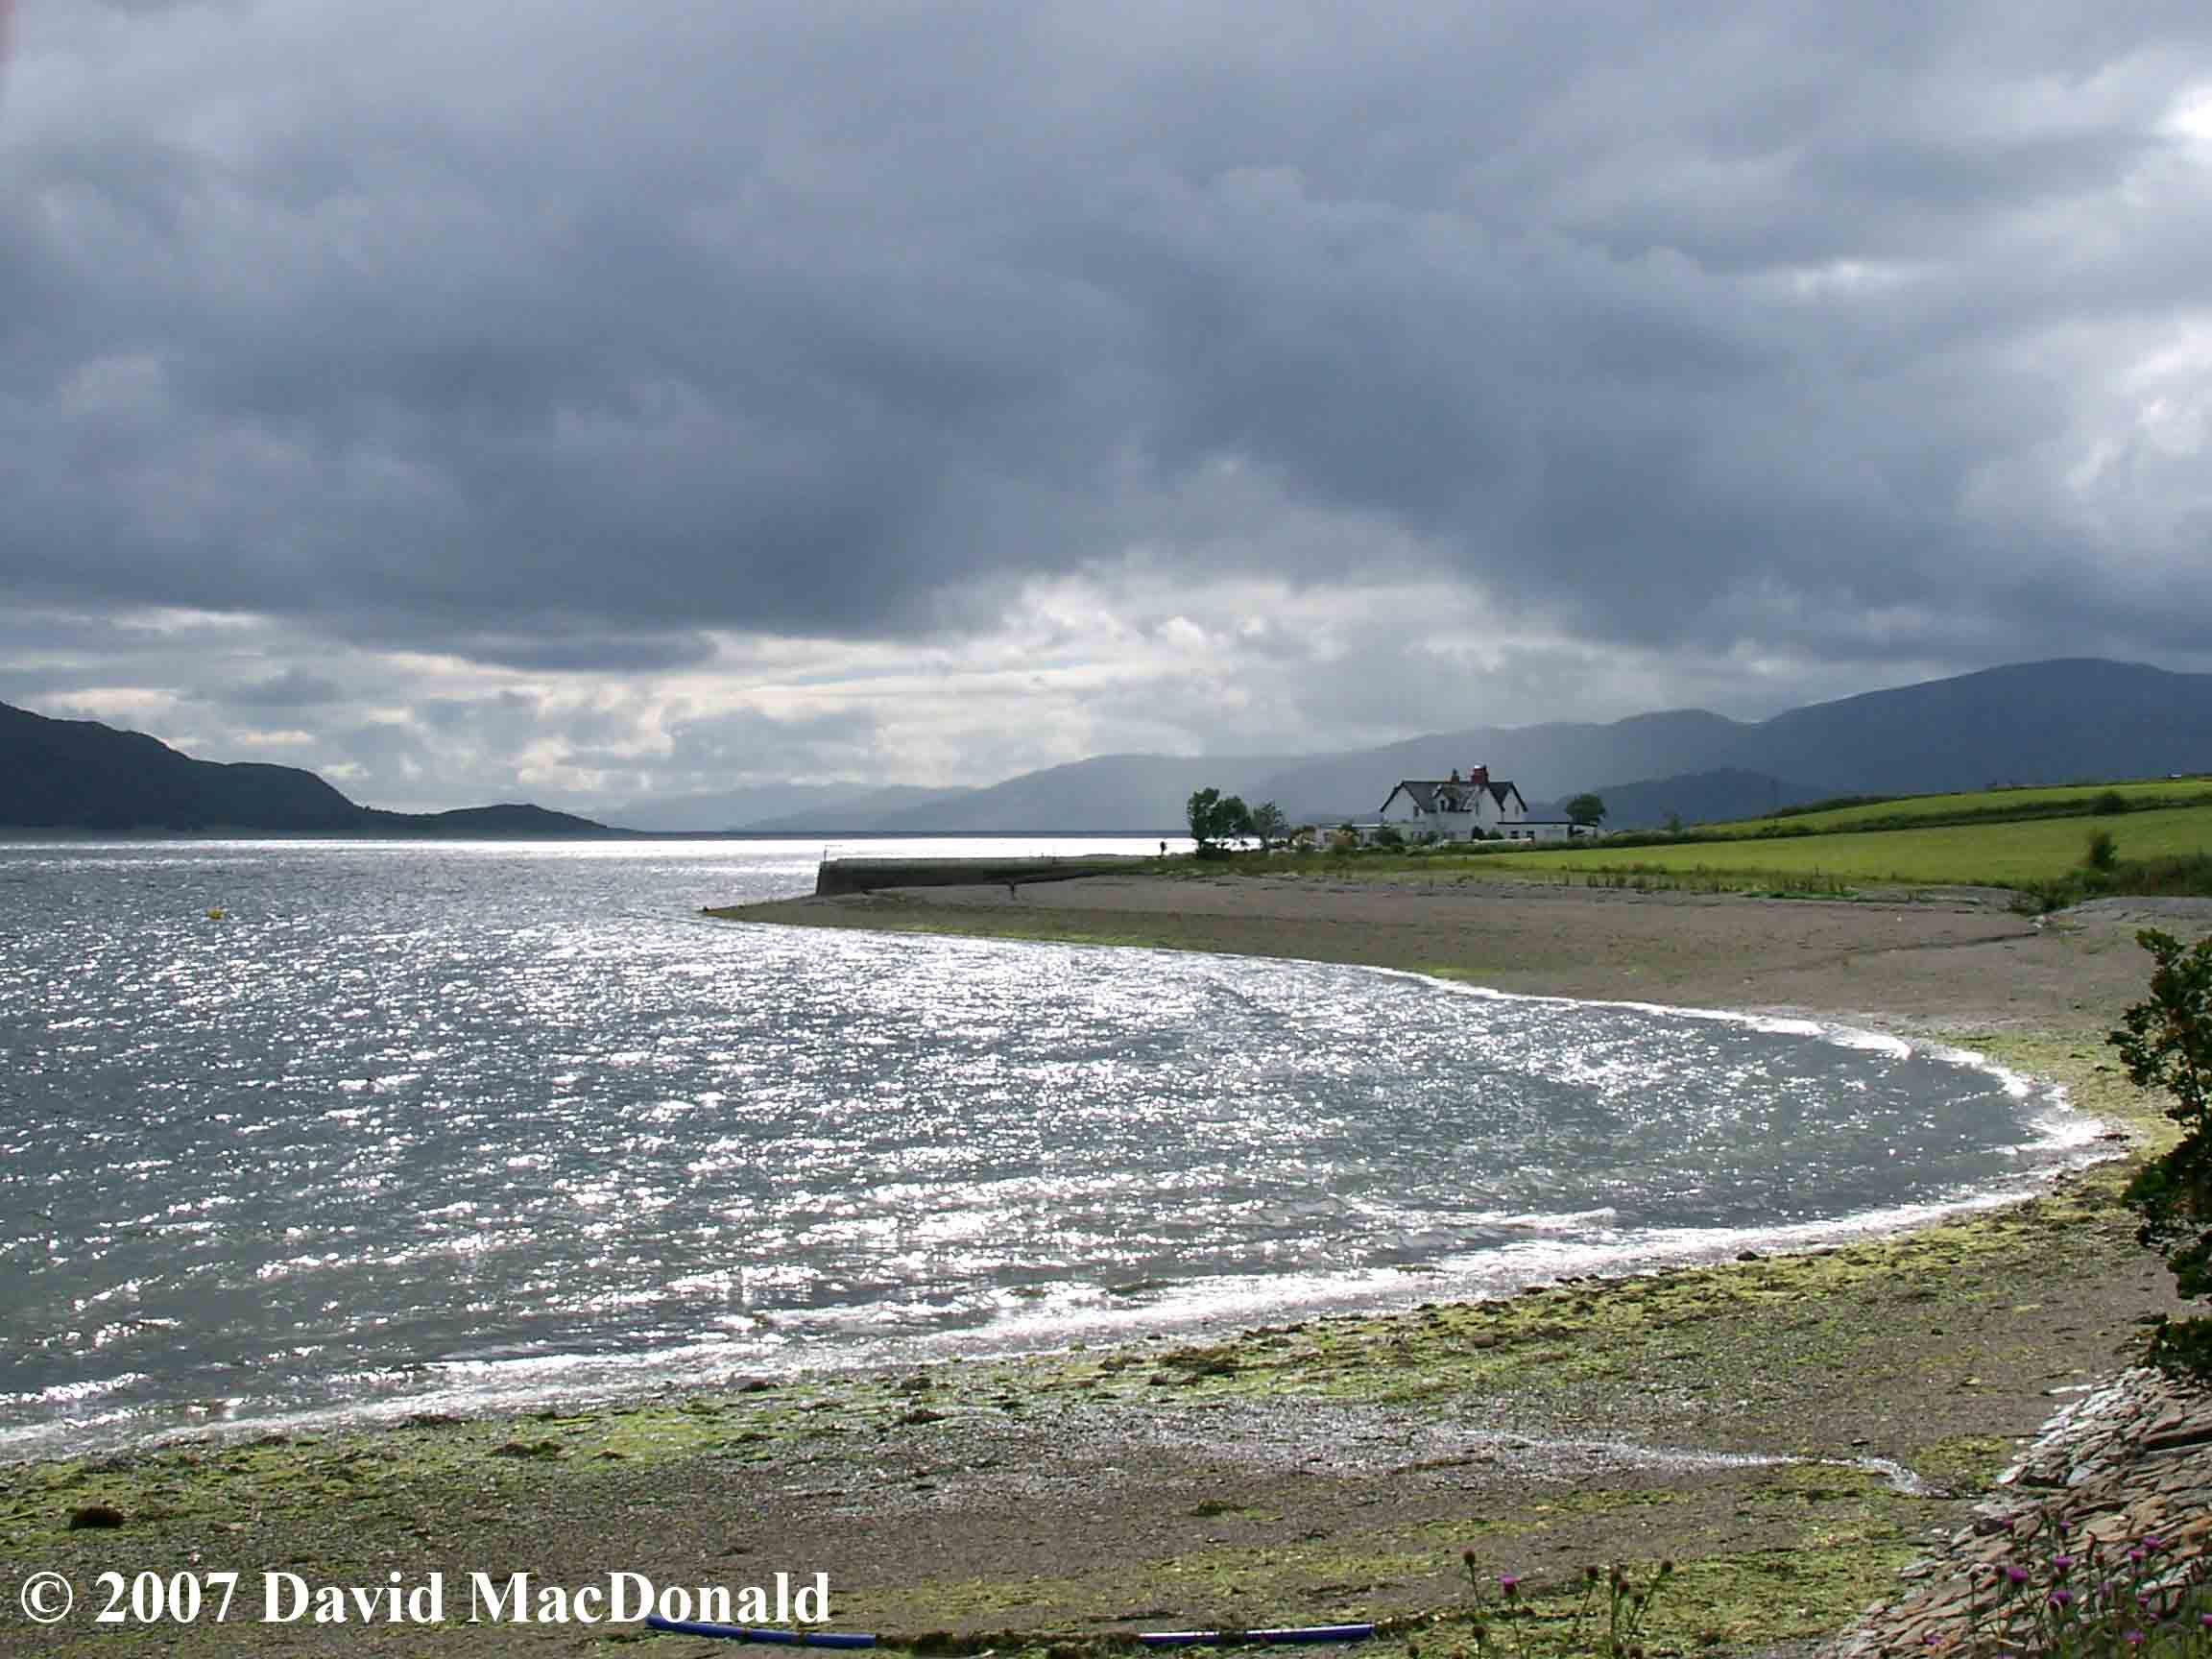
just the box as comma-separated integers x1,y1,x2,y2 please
1369,765,1594,844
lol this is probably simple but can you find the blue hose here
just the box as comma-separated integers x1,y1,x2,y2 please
1139,1625,1376,1647
641,1616,1375,1647
642,1617,876,1646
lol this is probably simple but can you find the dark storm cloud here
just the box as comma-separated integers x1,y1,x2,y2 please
4,0,2211,670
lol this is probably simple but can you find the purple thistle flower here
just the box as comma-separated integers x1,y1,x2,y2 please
2126,1633,2144,1647
1498,1575,1519,1599
2050,1589,2075,1609
2006,1565,2030,1585
2054,1555,2074,1571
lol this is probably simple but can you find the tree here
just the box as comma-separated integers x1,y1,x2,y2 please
1186,787,1224,850
1249,800,1290,852
1186,787,1256,853
1564,792,1608,828
2109,929,2212,1375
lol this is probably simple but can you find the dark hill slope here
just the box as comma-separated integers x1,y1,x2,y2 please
1726,659,2212,795
357,804,626,837
0,702,361,830
0,702,620,835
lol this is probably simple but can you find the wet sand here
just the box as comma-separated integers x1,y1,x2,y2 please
722,872,2188,1033
8,880,2206,1657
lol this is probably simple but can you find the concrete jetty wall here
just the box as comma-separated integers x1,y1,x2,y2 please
814,856,1144,898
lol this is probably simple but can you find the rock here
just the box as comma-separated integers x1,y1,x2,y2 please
489,1438,563,1459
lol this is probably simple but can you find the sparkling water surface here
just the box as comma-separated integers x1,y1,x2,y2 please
0,837,2093,1457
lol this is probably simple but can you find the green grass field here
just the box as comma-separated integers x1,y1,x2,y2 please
1475,802,2212,887
1698,776,2212,836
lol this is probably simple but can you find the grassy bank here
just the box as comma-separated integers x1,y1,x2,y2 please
1476,805,2212,887
1703,777,2212,838
1189,802,2211,898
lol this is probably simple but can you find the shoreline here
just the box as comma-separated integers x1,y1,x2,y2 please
0,949,2107,1470
0,1055,2104,1474
7,878,2204,1657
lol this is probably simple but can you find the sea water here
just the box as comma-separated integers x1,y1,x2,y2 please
0,837,2096,1457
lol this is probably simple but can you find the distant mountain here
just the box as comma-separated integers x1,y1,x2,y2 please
1527,769,1842,830
1246,709,1748,821
359,803,620,836
737,784,975,833
865,754,1304,833
1719,659,2212,795
756,658,2212,832
14,658,2208,838
590,782,953,832
0,702,620,835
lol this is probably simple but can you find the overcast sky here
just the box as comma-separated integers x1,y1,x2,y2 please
5,1,2212,810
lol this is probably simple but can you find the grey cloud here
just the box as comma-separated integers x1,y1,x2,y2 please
3,0,2211,677
657,706,884,777
215,668,343,708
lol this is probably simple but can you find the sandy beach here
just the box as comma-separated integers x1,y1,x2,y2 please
8,877,2206,1658
724,870,2189,1033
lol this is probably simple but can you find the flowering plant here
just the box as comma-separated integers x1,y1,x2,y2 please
1960,1521,2212,1657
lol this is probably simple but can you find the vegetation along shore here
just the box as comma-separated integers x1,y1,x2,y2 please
10,869,2205,1657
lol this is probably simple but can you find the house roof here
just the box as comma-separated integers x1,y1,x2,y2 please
1380,778,1524,813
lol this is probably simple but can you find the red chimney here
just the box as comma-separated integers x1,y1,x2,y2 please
1470,765,1488,785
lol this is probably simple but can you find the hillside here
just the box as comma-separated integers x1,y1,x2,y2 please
0,702,619,836
1527,768,1840,830
0,702,364,831
1721,659,2212,795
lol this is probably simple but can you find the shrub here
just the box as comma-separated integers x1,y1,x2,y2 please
2015,853,2212,913
2094,789,2132,815
2110,929,2212,1376
2087,829,2120,871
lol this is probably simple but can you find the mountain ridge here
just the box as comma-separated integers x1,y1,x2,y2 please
0,702,620,835
11,658,2211,835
